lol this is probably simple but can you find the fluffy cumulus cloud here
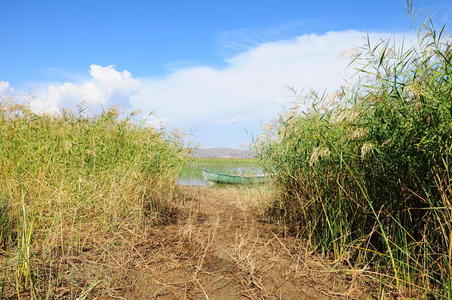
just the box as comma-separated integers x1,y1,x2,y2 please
29,65,140,114
2,30,412,143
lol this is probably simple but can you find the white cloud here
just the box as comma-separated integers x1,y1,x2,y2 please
131,30,412,124
3,30,413,141
29,65,140,113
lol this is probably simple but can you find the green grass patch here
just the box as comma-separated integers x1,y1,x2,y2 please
189,157,257,167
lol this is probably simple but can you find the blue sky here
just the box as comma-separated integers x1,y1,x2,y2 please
0,0,450,148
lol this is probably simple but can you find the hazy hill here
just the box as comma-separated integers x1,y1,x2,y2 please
190,148,256,159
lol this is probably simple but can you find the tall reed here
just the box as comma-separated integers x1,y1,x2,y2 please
0,104,187,297
258,24,451,298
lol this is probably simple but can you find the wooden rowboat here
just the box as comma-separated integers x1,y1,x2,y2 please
202,169,266,184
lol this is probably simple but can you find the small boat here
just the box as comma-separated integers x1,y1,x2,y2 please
202,169,266,185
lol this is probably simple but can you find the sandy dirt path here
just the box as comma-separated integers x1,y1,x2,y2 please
124,186,369,299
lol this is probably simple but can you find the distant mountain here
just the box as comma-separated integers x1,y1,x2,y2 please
190,148,256,159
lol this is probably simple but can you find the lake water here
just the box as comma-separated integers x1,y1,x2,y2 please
177,159,263,186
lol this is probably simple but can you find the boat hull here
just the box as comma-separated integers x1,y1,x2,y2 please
202,170,266,184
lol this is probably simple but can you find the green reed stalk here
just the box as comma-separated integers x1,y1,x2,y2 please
258,24,451,298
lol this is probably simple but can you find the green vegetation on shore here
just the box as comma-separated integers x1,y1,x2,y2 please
180,157,259,179
0,104,186,297
258,25,451,298
189,157,256,167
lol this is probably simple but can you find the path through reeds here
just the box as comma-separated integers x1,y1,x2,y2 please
124,186,371,299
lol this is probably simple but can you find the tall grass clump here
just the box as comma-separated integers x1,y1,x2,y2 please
0,104,187,297
258,25,451,297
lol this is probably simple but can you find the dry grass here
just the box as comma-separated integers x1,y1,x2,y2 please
0,104,186,298
120,185,372,299
0,181,372,299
